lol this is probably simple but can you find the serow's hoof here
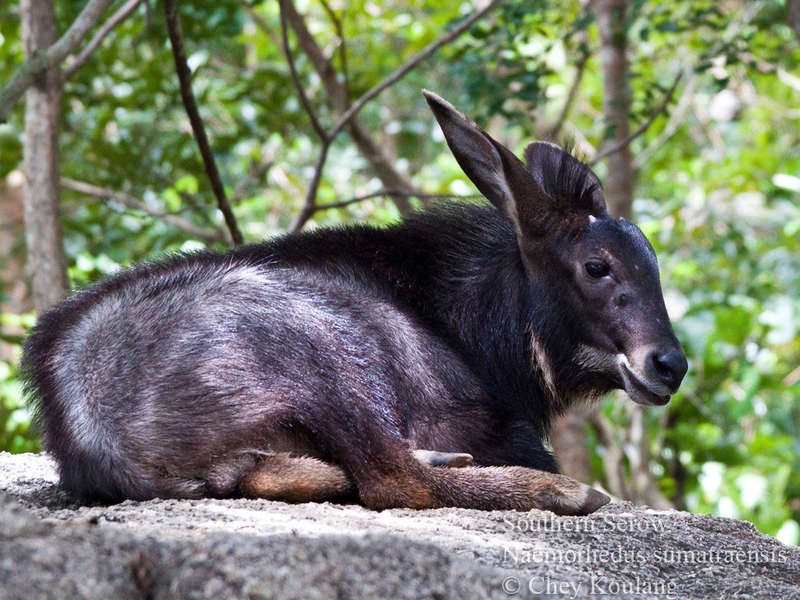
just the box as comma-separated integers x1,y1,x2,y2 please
413,450,474,468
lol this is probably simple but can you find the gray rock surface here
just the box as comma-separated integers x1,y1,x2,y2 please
1,451,798,599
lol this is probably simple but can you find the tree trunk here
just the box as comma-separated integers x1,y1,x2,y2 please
549,404,594,484
552,0,641,494
20,0,70,312
789,0,800,43
596,0,635,219
0,172,31,362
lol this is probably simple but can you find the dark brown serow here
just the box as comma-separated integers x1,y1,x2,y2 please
21,92,686,515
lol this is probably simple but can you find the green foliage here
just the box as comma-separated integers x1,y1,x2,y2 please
635,182,800,543
1,0,798,543
0,313,38,454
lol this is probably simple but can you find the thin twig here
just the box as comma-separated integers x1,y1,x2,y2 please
163,0,243,246
693,102,725,156
0,0,117,123
63,0,147,80
790,0,800,42
279,0,333,233
241,3,283,48
278,0,341,105
230,151,276,203
625,403,674,509
588,409,630,500
61,177,231,243
589,2,762,168
546,45,590,140
784,364,800,387
289,143,330,232
329,0,502,140
588,71,682,167
634,69,696,169
143,0,154,28
279,2,329,142
278,0,419,218
281,0,499,232
316,189,453,211
319,0,352,100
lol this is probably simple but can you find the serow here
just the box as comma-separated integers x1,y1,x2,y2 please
21,91,687,515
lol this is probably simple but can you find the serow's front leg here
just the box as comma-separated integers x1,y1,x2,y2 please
252,401,609,513
424,464,610,515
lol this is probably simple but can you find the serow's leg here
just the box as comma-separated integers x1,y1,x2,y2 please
253,402,609,513
237,453,356,503
237,450,608,514
345,438,609,514
426,465,610,515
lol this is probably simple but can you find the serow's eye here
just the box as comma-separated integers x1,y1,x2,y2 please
584,261,610,279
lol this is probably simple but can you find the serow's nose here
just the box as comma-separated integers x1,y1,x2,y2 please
648,349,688,392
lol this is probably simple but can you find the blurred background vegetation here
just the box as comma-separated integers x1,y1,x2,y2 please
0,0,798,544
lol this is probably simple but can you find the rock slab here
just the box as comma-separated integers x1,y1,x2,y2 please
1,452,798,599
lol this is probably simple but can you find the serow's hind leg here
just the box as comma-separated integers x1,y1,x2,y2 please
237,453,357,503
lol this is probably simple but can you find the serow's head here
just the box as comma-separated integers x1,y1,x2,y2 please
424,90,687,406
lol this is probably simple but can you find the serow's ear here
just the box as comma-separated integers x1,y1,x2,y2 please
524,142,607,221
423,91,608,240
423,90,549,239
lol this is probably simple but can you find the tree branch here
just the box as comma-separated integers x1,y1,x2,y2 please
784,364,800,387
588,409,629,500
289,143,330,232
21,0,71,310
64,0,148,81
546,45,590,140
329,0,502,140
0,0,117,123
625,404,674,510
230,150,276,204
594,0,635,218
790,0,800,43
280,4,329,143
279,2,332,233
61,178,231,244
319,0,352,100
241,3,282,49
163,0,243,246
588,71,682,167
634,69,696,169
550,406,595,484
277,0,417,219
588,0,760,170
276,0,499,231
316,189,452,211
